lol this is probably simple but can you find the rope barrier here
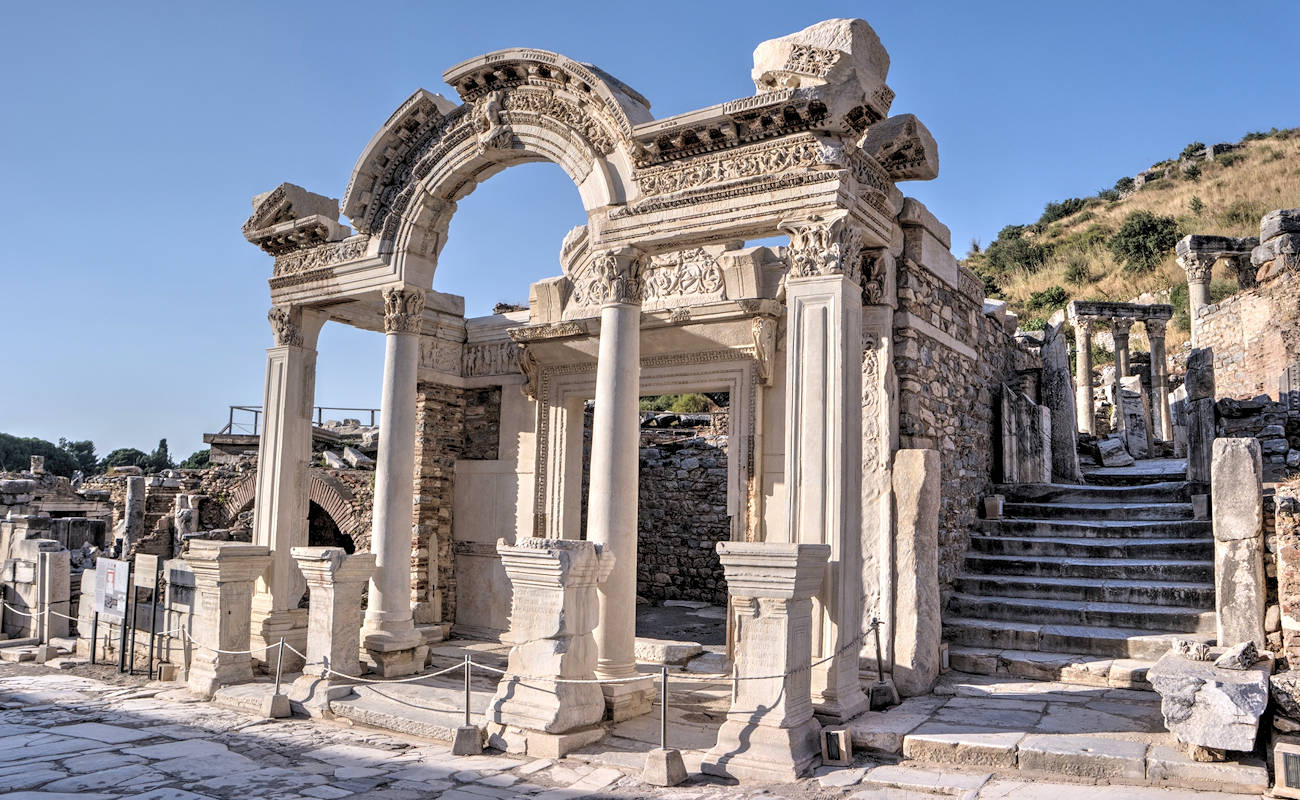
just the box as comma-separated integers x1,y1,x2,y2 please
1,602,41,618
280,643,466,685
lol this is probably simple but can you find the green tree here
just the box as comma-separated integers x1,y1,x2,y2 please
179,449,211,469
145,438,174,473
1189,195,1205,216
99,448,149,471
1108,211,1180,273
57,438,98,474
0,434,78,476
1179,141,1206,161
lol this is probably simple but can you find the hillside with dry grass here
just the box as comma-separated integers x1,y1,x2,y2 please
964,128,1300,352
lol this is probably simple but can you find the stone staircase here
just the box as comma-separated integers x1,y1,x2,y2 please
945,462,1215,689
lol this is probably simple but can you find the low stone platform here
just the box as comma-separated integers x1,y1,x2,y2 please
847,673,1266,794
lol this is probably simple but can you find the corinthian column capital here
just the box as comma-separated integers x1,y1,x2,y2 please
382,287,426,334
779,211,867,283
268,305,303,347
1145,318,1166,339
591,247,646,306
1177,252,1216,284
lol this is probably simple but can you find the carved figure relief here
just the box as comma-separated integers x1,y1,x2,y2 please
474,91,513,152
419,338,461,374
751,316,778,384
273,237,369,276
641,248,726,307
462,342,520,376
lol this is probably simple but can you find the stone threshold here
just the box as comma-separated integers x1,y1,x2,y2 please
947,645,1155,690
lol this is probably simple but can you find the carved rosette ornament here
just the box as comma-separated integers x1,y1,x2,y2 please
268,306,303,348
1177,253,1216,284
779,213,866,282
590,249,645,306
382,287,426,334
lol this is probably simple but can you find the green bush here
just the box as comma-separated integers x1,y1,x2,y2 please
1218,199,1262,228
1097,188,1120,202
984,225,1048,275
1216,151,1246,168
1180,141,1206,161
179,449,211,469
1114,176,1135,194
1189,195,1204,215
0,434,79,476
1064,255,1091,285
1108,211,1180,273
1183,162,1201,181
1027,286,1069,312
639,393,713,413
1038,197,1087,226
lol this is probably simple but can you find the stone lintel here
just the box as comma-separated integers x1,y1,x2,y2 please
1177,233,1256,260
1067,300,1173,322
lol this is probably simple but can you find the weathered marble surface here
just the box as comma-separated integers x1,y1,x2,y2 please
1147,649,1272,752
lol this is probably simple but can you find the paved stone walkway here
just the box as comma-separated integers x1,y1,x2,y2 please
0,666,1264,799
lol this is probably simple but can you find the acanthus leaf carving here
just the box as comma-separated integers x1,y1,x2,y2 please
751,316,778,385
382,287,426,335
779,213,867,282
273,236,370,276
590,249,645,306
267,305,303,348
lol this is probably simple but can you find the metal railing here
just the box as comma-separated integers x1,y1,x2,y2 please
216,406,382,437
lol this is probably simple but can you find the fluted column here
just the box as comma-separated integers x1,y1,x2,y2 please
777,212,870,723
250,304,328,669
361,286,428,676
1147,318,1172,441
586,248,653,720
1177,253,1216,345
1073,317,1095,434
1110,318,1132,439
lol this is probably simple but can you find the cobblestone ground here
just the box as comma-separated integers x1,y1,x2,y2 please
0,666,1264,799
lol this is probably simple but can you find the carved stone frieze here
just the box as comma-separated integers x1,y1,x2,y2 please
862,329,883,473
419,337,461,374
382,287,426,335
860,249,891,305
508,320,588,342
273,236,370,276
785,45,841,78
462,342,520,377
267,306,303,348
780,213,866,282
501,87,616,155
634,136,833,197
640,248,726,307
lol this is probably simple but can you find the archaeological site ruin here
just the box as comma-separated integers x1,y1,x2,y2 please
6,16,1300,797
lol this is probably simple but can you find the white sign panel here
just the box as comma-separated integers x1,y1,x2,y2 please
94,558,130,619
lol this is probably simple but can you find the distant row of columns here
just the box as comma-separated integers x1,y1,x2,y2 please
1071,305,1173,442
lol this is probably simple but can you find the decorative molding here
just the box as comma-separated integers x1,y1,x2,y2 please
508,320,588,342
862,329,883,474
382,287,426,334
516,344,539,399
267,306,302,348
273,236,369,276
473,91,513,152
780,212,866,282
634,136,832,197
641,248,725,305
785,44,840,77
752,316,777,385
1110,318,1134,340
585,249,644,306
861,249,891,305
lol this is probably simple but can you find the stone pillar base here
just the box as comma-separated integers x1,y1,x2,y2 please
701,717,822,782
812,688,870,725
602,678,655,721
362,639,429,678
288,674,354,718
250,608,308,672
485,722,606,758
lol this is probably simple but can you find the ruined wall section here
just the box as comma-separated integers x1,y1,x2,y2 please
1195,270,1300,400
894,258,1039,592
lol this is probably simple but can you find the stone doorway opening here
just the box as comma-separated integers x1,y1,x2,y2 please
633,392,732,670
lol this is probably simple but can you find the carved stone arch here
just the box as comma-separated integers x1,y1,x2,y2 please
220,469,365,542
340,49,652,283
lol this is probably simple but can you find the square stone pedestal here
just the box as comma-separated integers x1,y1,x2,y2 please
289,547,376,716
362,630,429,678
486,538,614,757
185,542,272,698
702,541,830,782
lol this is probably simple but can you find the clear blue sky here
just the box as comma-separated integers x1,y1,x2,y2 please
2,1,1294,460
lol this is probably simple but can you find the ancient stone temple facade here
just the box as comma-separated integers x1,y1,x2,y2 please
239,18,1033,706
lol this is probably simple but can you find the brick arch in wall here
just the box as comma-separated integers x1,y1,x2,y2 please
221,470,366,543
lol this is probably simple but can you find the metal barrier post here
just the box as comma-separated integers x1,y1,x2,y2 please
463,654,472,727
273,637,286,695
660,665,669,750
90,612,99,664
117,569,134,673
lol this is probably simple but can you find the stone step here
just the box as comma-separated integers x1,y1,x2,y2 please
954,574,1215,608
1002,501,1194,522
1083,469,1190,486
947,594,1214,633
968,534,1211,560
943,617,1212,659
946,645,1155,689
995,481,1192,504
978,518,1210,540
964,554,1212,582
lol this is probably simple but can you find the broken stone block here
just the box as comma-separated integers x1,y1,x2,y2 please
1147,648,1272,753
1212,437,1266,648
1097,435,1135,467
1214,641,1260,670
1271,671,1300,719
1173,639,1212,661
342,447,374,469
1185,348,1216,401
321,451,346,469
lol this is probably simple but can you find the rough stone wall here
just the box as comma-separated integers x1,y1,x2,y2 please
1195,270,1300,399
637,434,729,605
414,383,465,624
1276,485,1300,663
895,262,1040,592
1215,398,1300,480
